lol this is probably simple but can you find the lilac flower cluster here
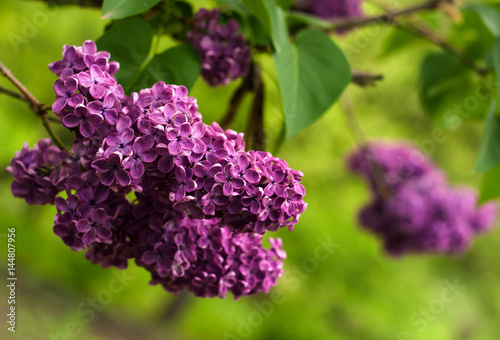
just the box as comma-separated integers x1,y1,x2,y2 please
293,0,364,20
187,8,251,87
133,212,286,298
7,40,307,299
7,139,70,205
347,142,497,256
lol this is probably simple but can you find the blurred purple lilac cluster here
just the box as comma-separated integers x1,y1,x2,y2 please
7,40,307,299
347,142,497,256
187,8,251,87
293,0,364,20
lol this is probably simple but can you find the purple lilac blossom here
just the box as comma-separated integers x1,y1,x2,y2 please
7,40,306,299
347,142,497,256
187,8,251,87
133,209,285,299
7,139,70,205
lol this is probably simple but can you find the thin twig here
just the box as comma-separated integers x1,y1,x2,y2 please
394,21,489,76
328,0,455,31
351,70,384,87
47,116,61,123
0,86,28,103
38,0,102,7
341,94,392,198
0,61,70,152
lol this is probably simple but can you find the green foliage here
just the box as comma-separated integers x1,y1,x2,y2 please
476,100,500,172
242,0,288,50
463,4,500,38
132,45,201,92
96,17,153,88
491,38,500,104
275,29,351,139
215,0,250,16
479,164,500,202
275,0,294,10
97,18,200,93
247,16,270,47
174,1,194,18
451,9,497,59
101,0,162,19
419,53,468,114
419,52,490,122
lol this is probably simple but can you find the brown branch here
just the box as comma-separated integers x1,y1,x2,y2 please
244,64,266,151
249,66,265,151
220,73,253,129
162,291,191,322
0,61,70,153
351,70,384,87
394,21,489,76
328,0,455,31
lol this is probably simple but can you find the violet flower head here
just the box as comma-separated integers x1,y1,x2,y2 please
187,8,251,87
348,141,498,256
135,214,285,299
52,77,84,115
7,139,69,205
62,105,104,138
347,141,444,192
8,40,307,300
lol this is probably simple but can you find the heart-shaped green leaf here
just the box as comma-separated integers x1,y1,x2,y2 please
131,45,201,92
476,100,500,172
242,0,288,51
96,17,154,89
274,29,351,139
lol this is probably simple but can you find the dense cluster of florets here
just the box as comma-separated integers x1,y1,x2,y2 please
347,142,497,256
187,8,251,87
7,40,307,299
293,0,364,20
7,139,70,205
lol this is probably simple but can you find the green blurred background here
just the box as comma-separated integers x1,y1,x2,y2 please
1,1,499,339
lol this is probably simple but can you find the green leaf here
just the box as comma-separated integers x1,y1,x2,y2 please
450,10,496,59
274,29,351,139
476,100,500,172
248,16,270,47
419,52,490,122
490,38,500,104
96,17,153,88
131,45,201,92
276,0,294,10
479,164,500,203
419,53,467,112
102,0,162,19
242,0,288,50
174,1,194,18
215,0,251,16
463,4,500,38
